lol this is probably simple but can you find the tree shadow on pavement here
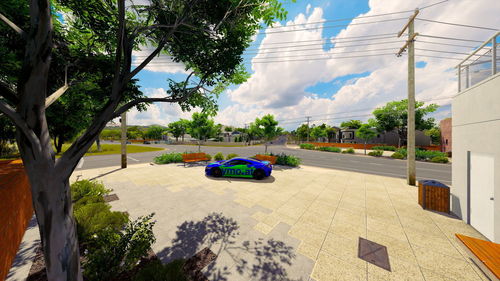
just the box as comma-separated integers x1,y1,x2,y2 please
156,213,302,281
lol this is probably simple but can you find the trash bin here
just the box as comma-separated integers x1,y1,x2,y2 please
418,180,450,213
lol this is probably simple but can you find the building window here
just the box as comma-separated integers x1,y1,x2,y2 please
446,139,448,145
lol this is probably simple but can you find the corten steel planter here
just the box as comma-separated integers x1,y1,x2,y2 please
418,180,450,213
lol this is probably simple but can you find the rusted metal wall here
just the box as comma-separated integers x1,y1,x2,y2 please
0,160,33,281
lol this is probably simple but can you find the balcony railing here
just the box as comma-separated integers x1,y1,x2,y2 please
457,31,499,92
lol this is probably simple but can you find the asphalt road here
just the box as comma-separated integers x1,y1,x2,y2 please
76,143,452,185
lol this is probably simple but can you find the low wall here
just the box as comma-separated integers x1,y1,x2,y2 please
0,160,33,281
307,142,441,151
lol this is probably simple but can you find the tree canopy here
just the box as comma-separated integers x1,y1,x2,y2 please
252,114,283,152
369,99,438,146
355,124,377,154
167,119,190,142
340,120,363,129
0,0,290,279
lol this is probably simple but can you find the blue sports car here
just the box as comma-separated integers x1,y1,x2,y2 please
205,157,272,180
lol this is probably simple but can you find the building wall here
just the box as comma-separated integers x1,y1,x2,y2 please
440,118,452,153
452,73,500,242
339,128,431,146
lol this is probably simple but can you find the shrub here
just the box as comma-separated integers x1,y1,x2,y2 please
317,146,341,153
84,214,156,281
368,150,383,157
214,152,224,161
71,180,111,203
267,152,301,167
396,148,447,161
342,147,355,154
299,143,315,150
133,259,187,281
204,153,212,161
226,153,239,160
74,202,129,244
371,145,396,151
153,153,183,164
430,156,449,163
391,152,405,159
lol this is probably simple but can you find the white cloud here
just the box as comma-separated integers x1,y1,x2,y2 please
129,0,499,129
132,46,189,74
127,88,198,126
219,0,499,129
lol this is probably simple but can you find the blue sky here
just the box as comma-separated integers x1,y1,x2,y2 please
128,0,498,129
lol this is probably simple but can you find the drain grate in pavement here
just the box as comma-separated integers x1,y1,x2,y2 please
358,237,391,271
104,193,119,202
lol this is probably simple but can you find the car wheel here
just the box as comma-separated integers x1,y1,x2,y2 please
253,169,265,180
212,167,223,177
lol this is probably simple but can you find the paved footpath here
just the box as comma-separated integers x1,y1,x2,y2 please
68,163,485,281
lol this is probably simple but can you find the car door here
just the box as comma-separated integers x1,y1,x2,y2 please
222,160,252,177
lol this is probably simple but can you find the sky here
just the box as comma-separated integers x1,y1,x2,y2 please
127,0,499,130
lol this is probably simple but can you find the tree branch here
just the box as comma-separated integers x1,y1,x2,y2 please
45,84,69,108
0,79,18,105
112,78,203,118
0,100,41,155
0,12,25,37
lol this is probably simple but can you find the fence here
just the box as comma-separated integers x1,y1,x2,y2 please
458,32,500,91
306,142,441,151
0,160,33,281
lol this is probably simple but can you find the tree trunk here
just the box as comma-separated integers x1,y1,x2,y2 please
96,138,101,152
29,173,82,281
364,141,367,155
265,144,268,154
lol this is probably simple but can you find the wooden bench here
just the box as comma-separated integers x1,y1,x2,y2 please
455,234,500,281
255,154,277,165
182,153,210,166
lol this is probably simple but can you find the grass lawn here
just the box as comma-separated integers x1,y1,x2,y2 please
1,144,164,160
58,143,164,156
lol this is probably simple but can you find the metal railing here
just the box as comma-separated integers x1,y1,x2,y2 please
457,31,499,92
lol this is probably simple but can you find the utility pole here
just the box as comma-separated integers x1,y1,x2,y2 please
120,112,127,169
397,8,419,186
306,116,311,142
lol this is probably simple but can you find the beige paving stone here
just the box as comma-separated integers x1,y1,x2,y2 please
297,242,320,261
251,211,268,222
288,221,328,248
329,218,366,239
297,210,333,232
311,250,366,281
367,256,425,281
413,246,483,281
321,232,366,269
253,222,274,235
367,231,417,263
69,163,486,281
366,216,407,241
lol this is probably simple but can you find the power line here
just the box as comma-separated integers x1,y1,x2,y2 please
244,41,404,55
415,48,482,56
414,54,463,60
250,47,398,60
419,0,449,10
416,18,499,31
418,34,484,43
262,17,408,35
248,33,399,46
416,40,476,48
243,39,404,52
264,10,414,30
245,53,397,64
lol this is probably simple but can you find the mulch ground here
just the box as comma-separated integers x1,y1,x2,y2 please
26,247,216,281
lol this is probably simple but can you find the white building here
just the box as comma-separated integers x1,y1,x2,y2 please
452,32,499,242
